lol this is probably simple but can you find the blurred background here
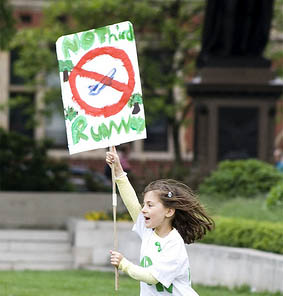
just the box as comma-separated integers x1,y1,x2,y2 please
0,2,283,294
0,0,282,191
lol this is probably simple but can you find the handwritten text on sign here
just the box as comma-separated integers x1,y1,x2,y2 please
56,21,146,154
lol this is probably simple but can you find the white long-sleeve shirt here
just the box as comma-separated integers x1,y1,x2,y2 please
116,175,199,296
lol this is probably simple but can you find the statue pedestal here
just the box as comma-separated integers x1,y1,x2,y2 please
200,67,275,84
187,67,283,171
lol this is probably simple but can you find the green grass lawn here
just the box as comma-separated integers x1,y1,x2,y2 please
199,195,283,223
0,270,281,296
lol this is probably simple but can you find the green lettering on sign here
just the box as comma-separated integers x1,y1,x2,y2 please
90,116,145,143
126,22,134,41
130,116,145,133
95,27,110,44
71,115,89,144
62,34,80,59
60,22,135,59
80,31,95,50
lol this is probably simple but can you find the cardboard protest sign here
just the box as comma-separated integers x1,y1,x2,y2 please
56,21,146,154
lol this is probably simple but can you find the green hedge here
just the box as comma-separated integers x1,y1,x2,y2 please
198,159,283,198
266,182,283,209
0,128,73,191
84,211,283,254
200,216,283,254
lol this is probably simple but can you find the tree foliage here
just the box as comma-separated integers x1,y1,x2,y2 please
11,0,205,162
266,0,283,77
0,0,16,50
0,128,73,191
10,0,283,162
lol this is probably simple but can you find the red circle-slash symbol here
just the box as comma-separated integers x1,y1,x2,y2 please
69,46,135,118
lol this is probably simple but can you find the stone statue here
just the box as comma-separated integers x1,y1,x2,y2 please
197,0,274,67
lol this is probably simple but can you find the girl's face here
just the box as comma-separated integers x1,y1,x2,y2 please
142,190,174,231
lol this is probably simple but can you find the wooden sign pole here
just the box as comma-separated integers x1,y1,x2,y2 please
111,146,119,291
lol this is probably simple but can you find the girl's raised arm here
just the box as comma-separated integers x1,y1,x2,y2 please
106,147,141,222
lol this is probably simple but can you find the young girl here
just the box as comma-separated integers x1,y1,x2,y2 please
106,148,214,296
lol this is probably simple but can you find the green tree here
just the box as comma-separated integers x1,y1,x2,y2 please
267,0,283,143
10,0,282,163
11,0,204,164
0,0,16,50
266,0,283,78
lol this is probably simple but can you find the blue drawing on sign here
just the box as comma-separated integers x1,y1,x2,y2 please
88,68,117,96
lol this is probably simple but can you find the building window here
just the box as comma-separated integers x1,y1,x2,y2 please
45,101,67,148
44,70,67,147
19,13,32,24
140,47,172,152
9,92,34,138
144,116,168,151
10,49,25,85
218,107,258,160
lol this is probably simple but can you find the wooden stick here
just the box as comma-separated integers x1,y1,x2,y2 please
111,146,119,291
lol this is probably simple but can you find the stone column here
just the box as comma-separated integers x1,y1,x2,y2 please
0,51,10,129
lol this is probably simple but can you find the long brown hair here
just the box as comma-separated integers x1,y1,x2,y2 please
143,179,214,244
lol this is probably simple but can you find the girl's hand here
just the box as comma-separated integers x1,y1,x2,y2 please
106,146,124,178
110,250,124,268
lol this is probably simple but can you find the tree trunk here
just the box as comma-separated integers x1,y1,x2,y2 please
172,44,185,165
172,120,182,165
